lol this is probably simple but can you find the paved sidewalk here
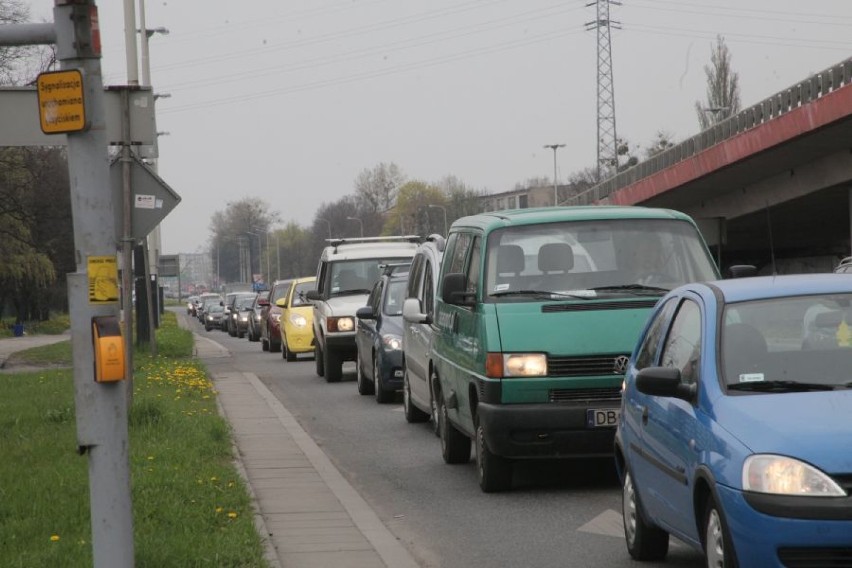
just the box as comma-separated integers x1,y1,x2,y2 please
0,332,70,370
190,324,419,568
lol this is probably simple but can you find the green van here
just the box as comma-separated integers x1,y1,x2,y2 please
431,206,719,492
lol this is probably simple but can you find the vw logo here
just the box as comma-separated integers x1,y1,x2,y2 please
613,355,630,375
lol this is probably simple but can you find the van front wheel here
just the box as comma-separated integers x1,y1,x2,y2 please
476,421,513,492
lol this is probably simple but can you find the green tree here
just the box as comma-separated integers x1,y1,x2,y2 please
695,35,741,130
391,181,446,236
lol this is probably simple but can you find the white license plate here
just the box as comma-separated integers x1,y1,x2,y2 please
586,408,620,428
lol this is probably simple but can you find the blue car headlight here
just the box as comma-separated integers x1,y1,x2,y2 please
381,334,402,351
743,454,846,496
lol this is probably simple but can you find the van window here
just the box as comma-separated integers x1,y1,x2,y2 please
466,237,482,295
484,219,717,298
445,233,472,275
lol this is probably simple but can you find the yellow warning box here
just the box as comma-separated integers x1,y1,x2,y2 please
92,316,125,383
88,255,119,303
36,69,87,134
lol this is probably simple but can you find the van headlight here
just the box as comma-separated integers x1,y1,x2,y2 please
486,353,547,378
743,455,846,496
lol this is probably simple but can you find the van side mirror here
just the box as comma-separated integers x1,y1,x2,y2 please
403,297,428,324
442,273,475,307
306,289,320,301
727,265,757,278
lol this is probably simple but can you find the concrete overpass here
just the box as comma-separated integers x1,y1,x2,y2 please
569,57,852,274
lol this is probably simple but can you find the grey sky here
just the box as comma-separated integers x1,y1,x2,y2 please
26,0,852,255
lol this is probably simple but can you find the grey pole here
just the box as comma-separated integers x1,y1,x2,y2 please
543,144,565,205
275,232,280,280
428,204,447,235
54,2,136,565
346,216,364,237
318,218,332,239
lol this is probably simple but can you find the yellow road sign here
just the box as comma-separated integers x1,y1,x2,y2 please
36,69,87,134
88,256,119,303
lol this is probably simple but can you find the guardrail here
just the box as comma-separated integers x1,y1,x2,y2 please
568,57,852,205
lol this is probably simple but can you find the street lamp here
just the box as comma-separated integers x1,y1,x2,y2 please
543,144,565,206
428,204,448,236
317,218,332,239
346,216,364,238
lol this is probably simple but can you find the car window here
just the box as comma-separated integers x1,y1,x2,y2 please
330,258,409,295
635,297,677,369
290,281,314,307
384,280,407,316
466,236,482,295
270,283,290,302
407,253,424,299
423,261,435,319
660,299,702,385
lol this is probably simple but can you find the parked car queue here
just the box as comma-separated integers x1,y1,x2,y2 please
190,205,852,567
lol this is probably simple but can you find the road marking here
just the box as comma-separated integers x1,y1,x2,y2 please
577,509,623,538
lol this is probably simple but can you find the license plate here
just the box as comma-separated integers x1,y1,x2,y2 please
586,408,620,428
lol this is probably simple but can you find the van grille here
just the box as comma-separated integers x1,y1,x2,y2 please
542,299,658,313
548,354,631,377
549,387,622,403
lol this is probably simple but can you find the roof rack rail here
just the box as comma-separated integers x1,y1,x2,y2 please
379,262,412,276
326,235,422,252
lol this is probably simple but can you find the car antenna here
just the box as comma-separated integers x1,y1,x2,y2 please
766,201,777,275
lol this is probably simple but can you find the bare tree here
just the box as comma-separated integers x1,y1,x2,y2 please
695,35,741,130
354,162,405,214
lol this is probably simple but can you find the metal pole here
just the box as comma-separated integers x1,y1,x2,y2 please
123,0,139,85
54,2,136,565
543,144,565,206
119,88,134,401
275,232,280,280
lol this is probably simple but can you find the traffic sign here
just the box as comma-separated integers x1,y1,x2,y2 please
109,155,181,241
36,69,87,134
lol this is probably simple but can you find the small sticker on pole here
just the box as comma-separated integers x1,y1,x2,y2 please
36,69,87,134
88,256,119,303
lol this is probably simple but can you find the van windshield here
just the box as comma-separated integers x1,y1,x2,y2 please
484,218,717,299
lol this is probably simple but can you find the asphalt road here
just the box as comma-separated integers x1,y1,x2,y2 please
189,315,706,568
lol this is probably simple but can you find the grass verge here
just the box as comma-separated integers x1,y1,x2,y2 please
0,312,268,567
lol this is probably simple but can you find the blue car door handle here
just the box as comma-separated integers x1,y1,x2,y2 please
642,406,649,425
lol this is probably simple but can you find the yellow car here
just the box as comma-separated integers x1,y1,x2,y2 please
277,276,317,362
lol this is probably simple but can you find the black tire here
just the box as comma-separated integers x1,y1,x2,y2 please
261,336,269,352
476,420,513,492
403,363,429,423
315,344,325,377
374,356,394,404
205,324,212,331
704,496,738,568
283,339,297,362
437,384,471,464
356,351,374,395
269,329,281,353
623,467,669,561
324,346,342,383
238,329,245,339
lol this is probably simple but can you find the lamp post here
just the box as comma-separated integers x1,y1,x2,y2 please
346,216,364,238
543,144,565,206
317,218,332,239
428,204,448,235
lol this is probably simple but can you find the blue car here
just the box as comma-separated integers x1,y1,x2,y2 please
355,264,410,403
616,274,852,567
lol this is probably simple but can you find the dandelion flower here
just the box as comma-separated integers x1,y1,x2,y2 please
227,512,238,519
50,535,60,542
215,506,223,513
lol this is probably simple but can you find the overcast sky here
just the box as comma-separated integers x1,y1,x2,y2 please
26,0,852,255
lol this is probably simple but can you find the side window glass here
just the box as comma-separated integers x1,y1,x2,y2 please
635,298,677,369
423,262,434,318
447,233,472,274
317,261,328,296
407,254,424,299
660,299,702,386
466,237,482,295
368,282,382,313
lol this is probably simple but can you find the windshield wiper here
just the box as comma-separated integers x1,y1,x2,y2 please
590,284,669,294
490,290,593,300
332,288,372,296
728,380,837,393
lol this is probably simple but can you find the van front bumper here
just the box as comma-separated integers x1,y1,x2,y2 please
477,402,618,459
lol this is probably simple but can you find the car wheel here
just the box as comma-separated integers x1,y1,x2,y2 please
623,467,669,561
238,329,245,339
430,374,441,437
205,324,212,331
475,419,513,492
283,336,297,362
403,363,429,423
324,347,342,383
261,336,269,351
269,329,281,353
356,351,374,395
374,356,393,403
437,384,471,464
315,344,325,377
704,496,738,568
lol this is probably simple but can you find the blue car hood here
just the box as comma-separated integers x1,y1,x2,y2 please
714,390,852,473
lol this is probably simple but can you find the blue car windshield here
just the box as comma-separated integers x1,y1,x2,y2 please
383,280,407,316
722,293,852,389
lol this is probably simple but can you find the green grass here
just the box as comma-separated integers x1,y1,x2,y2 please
4,339,72,367
0,315,268,567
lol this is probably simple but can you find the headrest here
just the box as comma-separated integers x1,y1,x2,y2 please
538,243,574,273
496,245,524,274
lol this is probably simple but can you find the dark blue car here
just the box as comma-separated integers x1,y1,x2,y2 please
616,274,852,567
355,264,410,403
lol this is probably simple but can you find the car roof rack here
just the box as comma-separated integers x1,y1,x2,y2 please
379,262,412,276
326,235,421,253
